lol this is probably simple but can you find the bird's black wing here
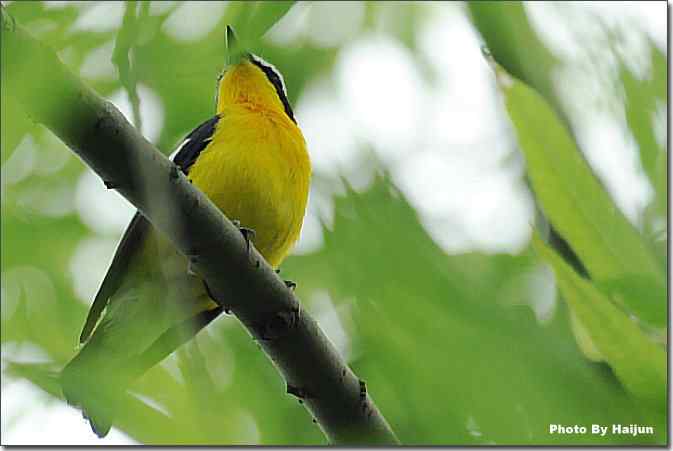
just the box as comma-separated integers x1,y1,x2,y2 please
79,115,221,343
172,114,220,174
79,212,150,343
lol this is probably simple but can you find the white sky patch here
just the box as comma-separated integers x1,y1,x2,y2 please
70,1,124,33
80,39,116,81
336,35,427,161
309,291,351,360
162,1,227,43
574,1,666,50
502,263,558,324
266,2,311,46
267,2,365,48
2,343,52,365
573,112,654,226
305,1,365,48
108,84,164,143
418,9,506,147
0,266,58,320
297,182,341,251
628,1,667,49
296,6,539,254
43,1,89,10
526,264,557,324
15,180,75,218
149,0,177,16
295,77,360,175
292,201,325,256
1,378,134,445
57,46,80,69
526,2,662,78
393,149,534,254
75,168,136,236
1,267,53,328
188,330,236,392
69,236,119,304
391,7,534,254
1,268,38,319
652,102,666,151
33,129,72,176
525,3,587,61
528,1,660,231
1,135,36,188
1,131,69,194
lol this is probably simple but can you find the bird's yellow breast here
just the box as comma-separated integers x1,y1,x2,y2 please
186,105,310,268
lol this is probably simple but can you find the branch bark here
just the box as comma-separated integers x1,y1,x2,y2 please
1,7,399,445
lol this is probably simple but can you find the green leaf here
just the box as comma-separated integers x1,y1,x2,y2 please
532,235,666,410
498,66,665,326
284,175,666,445
620,43,667,218
595,274,667,329
247,1,295,40
226,1,295,45
468,2,561,117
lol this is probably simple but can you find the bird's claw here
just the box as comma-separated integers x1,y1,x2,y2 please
202,280,231,314
240,227,255,253
232,220,255,253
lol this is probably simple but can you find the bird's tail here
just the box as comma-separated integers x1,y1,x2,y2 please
61,305,225,437
60,337,125,438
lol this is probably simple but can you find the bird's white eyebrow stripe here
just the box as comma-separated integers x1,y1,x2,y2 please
248,53,296,123
249,53,288,96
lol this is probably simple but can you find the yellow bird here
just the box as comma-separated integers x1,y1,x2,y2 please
61,26,311,437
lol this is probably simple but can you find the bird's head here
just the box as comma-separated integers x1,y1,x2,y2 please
215,26,295,123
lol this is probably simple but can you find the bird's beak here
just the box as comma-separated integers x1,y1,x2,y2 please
225,25,245,66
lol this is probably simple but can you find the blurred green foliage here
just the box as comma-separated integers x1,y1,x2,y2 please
533,234,665,411
468,2,559,117
1,1,667,445
500,66,666,329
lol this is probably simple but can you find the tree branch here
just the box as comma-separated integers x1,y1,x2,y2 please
1,7,399,445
